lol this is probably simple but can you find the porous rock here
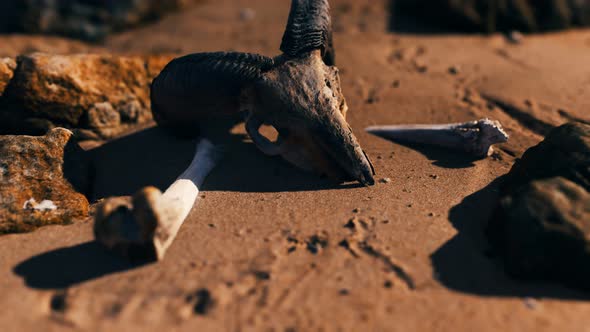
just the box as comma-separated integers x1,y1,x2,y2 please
488,122,590,289
0,53,174,139
0,58,16,96
0,128,90,234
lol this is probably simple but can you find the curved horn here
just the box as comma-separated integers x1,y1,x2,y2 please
280,0,335,65
151,52,275,132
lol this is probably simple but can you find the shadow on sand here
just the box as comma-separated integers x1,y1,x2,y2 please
13,242,143,289
88,124,362,200
431,178,590,300
371,136,479,169
13,121,364,290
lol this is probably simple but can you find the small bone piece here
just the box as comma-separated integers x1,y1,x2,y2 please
94,139,221,261
23,198,58,211
366,118,508,158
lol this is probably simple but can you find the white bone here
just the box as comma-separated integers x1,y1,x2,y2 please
366,118,509,158
23,198,58,211
94,139,221,261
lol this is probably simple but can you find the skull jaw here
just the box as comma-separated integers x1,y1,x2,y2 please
277,132,353,182
246,118,357,183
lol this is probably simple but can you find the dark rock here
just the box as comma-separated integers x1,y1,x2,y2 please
0,128,90,235
0,0,200,41
394,0,590,33
488,122,590,290
490,177,590,288
504,122,590,192
0,53,174,139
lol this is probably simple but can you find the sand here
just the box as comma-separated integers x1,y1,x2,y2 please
1,0,590,331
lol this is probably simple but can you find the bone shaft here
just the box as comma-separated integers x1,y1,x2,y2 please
158,140,218,253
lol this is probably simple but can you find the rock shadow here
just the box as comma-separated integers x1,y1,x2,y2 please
13,242,141,289
431,178,590,300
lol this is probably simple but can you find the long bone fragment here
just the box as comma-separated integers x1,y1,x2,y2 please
366,118,508,158
94,139,221,261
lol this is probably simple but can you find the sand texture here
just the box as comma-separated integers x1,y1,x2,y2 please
1,0,590,331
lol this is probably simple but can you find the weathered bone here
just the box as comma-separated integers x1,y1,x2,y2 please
94,139,221,261
366,118,509,158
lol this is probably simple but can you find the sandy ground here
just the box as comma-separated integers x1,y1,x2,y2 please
1,0,590,331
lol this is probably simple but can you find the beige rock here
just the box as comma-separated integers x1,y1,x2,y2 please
0,53,174,138
0,128,89,234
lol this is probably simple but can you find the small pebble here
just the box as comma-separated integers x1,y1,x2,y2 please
339,289,350,296
415,61,428,73
239,8,256,21
523,297,538,310
353,208,361,213
380,177,392,184
448,65,460,75
508,31,524,44
428,212,435,217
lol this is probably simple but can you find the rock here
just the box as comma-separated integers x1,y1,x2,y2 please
394,0,590,33
490,177,590,289
0,128,90,235
0,58,16,96
0,53,174,139
504,122,590,192
488,122,590,290
0,0,201,41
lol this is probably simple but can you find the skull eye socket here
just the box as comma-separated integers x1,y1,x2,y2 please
258,124,280,142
